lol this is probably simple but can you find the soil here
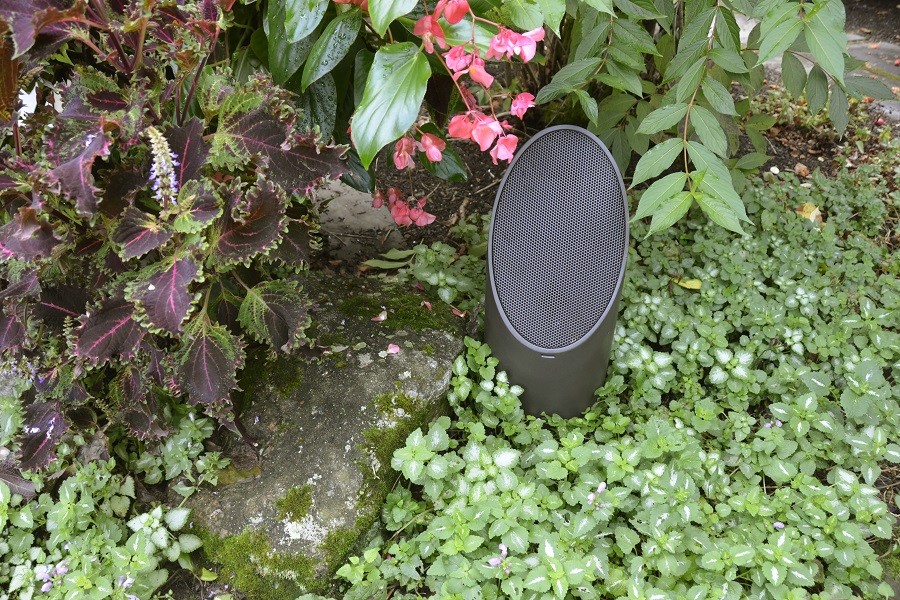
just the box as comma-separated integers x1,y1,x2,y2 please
844,0,900,44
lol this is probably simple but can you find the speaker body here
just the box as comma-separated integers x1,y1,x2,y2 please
485,125,629,418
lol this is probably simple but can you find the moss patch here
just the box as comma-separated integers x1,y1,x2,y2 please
275,484,313,521
339,291,458,332
197,528,317,599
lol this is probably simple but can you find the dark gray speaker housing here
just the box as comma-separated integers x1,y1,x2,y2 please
485,125,629,418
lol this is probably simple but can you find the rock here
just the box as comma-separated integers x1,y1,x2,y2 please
317,179,405,261
186,273,465,599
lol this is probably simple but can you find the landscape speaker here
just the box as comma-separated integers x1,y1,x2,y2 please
485,125,629,418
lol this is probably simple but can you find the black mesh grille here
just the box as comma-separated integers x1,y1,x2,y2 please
491,128,627,350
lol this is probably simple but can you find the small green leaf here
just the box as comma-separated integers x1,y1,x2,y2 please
734,152,770,169
368,0,418,36
535,58,603,104
632,172,688,220
575,90,599,124
301,9,361,91
701,78,738,115
581,0,615,14
165,507,191,531
675,58,706,103
351,43,431,169
631,137,684,186
615,526,640,554
637,103,689,135
691,106,728,157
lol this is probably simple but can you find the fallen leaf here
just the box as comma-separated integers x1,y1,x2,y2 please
451,307,467,318
675,278,702,290
794,163,810,178
795,202,823,225
371,307,388,322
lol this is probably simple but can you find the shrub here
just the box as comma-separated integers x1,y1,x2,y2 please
0,0,344,478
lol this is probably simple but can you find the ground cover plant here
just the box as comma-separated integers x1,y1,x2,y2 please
332,153,899,598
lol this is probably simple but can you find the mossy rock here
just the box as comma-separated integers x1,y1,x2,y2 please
186,273,465,598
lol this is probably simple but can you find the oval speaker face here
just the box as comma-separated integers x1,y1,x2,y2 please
488,126,628,351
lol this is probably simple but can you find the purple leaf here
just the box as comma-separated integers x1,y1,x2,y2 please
74,297,144,365
0,307,25,350
266,217,312,267
113,206,174,259
177,318,245,409
184,182,221,225
213,178,286,264
237,279,311,352
141,340,169,387
18,401,67,471
215,108,345,195
165,118,210,187
86,90,128,113
0,172,18,194
0,0,84,59
35,284,91,329
131,258,200,334
0,207,60,260
0,269,40,301
114,366,168,440
0,460,36,499
49,130,111,218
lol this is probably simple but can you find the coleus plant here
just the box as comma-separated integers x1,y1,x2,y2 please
0,0,345,475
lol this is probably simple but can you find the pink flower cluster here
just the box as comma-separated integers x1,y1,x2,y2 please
487,27,545,62
372,187,436,227
393,134,446,170
448,110,521,165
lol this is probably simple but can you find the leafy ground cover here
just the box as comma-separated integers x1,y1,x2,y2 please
328,120,900,598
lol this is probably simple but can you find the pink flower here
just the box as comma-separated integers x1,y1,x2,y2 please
413,14,447,53
487,27,517,60
444,45,472,72
510,92,535,119
436,0,470,24
390,201,412,226
773,521,785,530
461,55,493,88
409,196,437,226
448,113,476,140
417,133,446,162
490,134,518,164
471,113,503,151
387,343,401,354
371,190,385,208
393,137,415,170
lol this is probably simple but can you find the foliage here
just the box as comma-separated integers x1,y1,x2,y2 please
335,164,899,598
0,0,346,476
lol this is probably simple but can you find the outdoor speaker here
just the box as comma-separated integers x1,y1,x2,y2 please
485,125,629,418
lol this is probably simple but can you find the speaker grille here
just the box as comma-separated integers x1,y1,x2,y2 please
491,128,627,350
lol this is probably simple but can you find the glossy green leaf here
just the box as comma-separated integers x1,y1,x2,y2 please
301,9,361,91
632,172,687,220
279,0,328,42
369,0,418,36
351,43,431,169
267,4,315,84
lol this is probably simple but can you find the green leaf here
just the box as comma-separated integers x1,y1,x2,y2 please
369,0,418,35
806,65,829,113
756,16,803,65
535,58,603,103
647,191,693,235
296,73,337,140
845,75,894,100
361,258,412,269
267,5,315,84
686,140,731,182
165,507,191,531
828,83,849,137
781,51,807,97
691,106,727,157
301,9,362,91
581,0,614,15
614,0,664,19
700,550,724,571
351,43,431,169
280,0,328,42
701,78,737,115
502,0,543,30
731,545,755,566
632,172,687,220
804,10,845,84
443,17,498,55
574,90,599,123
709,47,748,73
537,0,566,35
524,566,551,592
696,192,745,234
637,103,689,134
734,152,769,169
764,563,786,586
675,58,706,103
615,526,640,554
631,137,684,186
